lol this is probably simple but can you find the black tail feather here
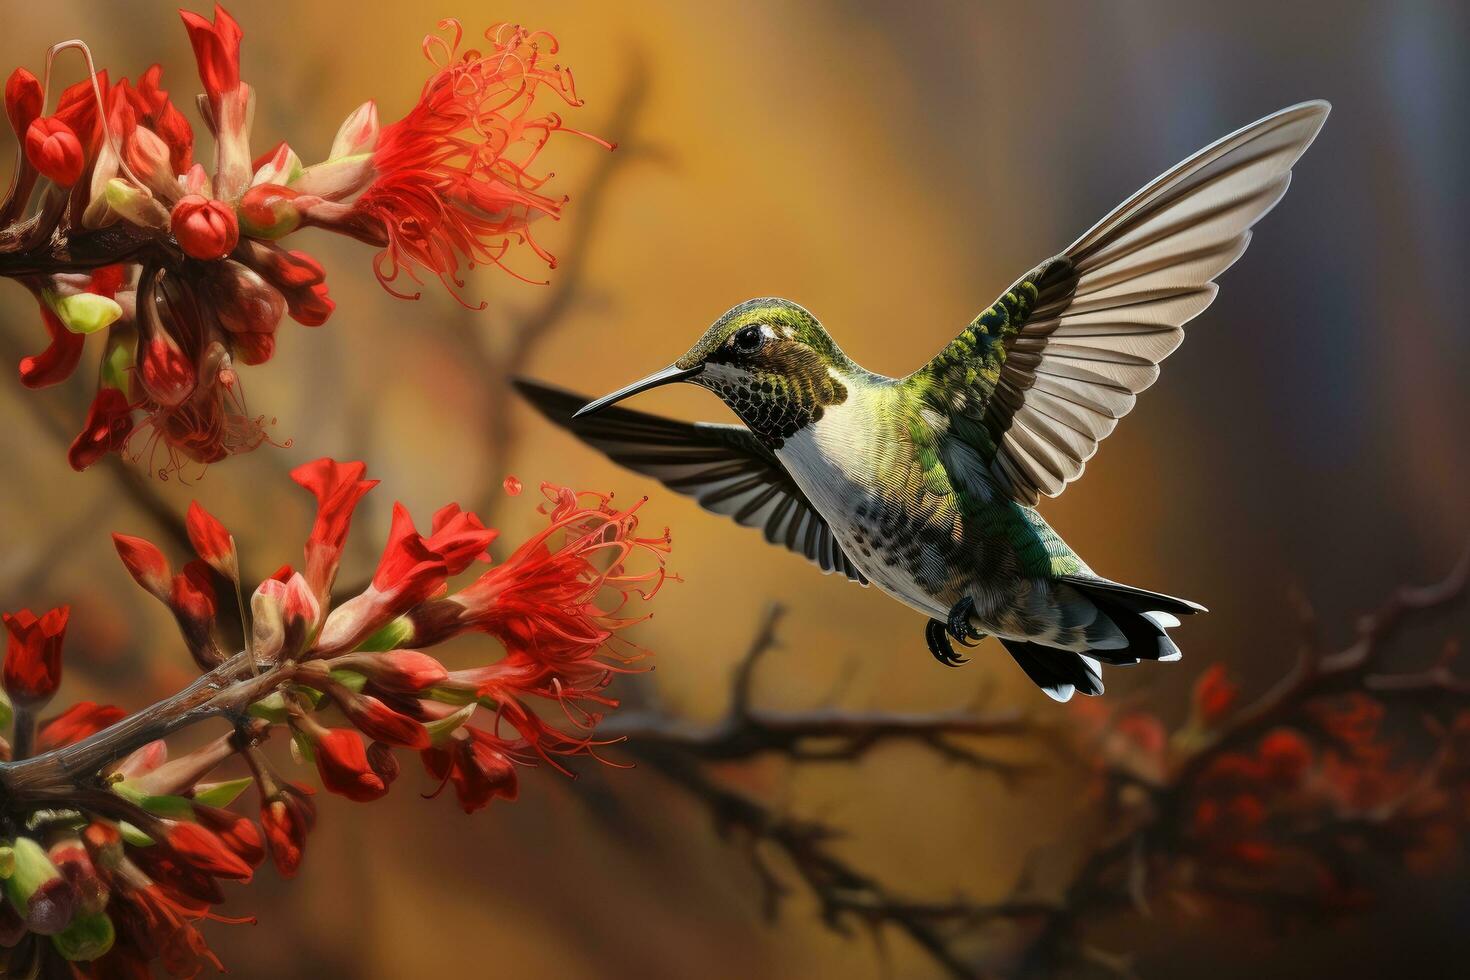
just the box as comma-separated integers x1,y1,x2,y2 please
1000,640,1103,702
997,577,1204,700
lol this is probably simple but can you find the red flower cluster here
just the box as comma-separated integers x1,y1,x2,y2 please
0,461,669,974
1070,660,1470,920
2,6,608,474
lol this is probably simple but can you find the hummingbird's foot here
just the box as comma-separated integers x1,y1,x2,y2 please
945,597,987,648
926,619,969,667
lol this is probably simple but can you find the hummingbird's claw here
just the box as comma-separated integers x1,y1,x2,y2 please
945,597,987,648
926,619,969,667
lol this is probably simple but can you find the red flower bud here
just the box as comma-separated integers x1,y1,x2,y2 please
367,740,400,786
1192,664,1238,727
18,305,86,390
238,183,302,238
260,782,315,878
5,67,42,137
339,650,448,692
170,194,239,260
68,387,134,472
2,605,69,707
112,533,173,601
1259,728,1312,785
194,804,265,869
24,116,85,186
232,330,275,365
170,560,221,669
186,501,238,579
288,280,334,327
332,689,428,749
164,821,254,881
312,728,388,802
139,335,196,407
37,702,126,752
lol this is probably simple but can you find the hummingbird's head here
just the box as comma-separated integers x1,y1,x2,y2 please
575,298,854,446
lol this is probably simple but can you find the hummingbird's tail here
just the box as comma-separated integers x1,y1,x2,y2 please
1002,577,1205,702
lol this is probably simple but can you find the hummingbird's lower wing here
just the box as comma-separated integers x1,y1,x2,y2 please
907,101,1329,506
513,379,869,585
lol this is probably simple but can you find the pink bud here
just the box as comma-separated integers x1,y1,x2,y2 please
124,126,180,199
170,194,239,260
25,116,86,186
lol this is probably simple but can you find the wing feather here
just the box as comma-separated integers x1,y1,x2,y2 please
912,102,1328,504
513,379,869,585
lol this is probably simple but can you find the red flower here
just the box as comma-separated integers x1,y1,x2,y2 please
113,532,173,601
171,195,240,260
18,304,85,389
311,727,388,802
1259,728,1313,786
1192,664,1239,727
37,701,126,751
128,63,194,174
68,387,135,472
291,458,378,601
3,605,69,707
426,503,497,574
447,485,669,659
344,22,611,302
316,500,495,653
164,821,253,881
259,782,315,878
178,4,242,104
422,725,519,813
24,116,86,186
5,67,42,137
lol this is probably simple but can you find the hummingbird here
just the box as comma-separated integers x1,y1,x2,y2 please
516,101,1329,701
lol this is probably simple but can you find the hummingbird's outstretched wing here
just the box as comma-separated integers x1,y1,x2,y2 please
910,101,1329,506
513,379,869,585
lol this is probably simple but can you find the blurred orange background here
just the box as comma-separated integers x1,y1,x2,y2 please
1,1,1467,976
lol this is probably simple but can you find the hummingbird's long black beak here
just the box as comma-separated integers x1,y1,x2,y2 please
573,363,704,418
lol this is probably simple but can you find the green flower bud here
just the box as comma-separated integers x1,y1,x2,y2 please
103,178,170,230
3,838,74,935
192,777,254,809
50,912,114,961
99,324,139,393
52,293,122,335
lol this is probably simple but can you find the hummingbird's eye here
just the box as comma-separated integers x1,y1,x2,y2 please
733,325,764,354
